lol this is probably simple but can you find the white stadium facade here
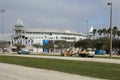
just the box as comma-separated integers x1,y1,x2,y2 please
11,19,87,53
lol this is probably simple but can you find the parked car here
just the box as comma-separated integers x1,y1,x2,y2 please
18,50,30,54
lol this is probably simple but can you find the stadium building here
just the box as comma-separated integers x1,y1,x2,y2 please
11,19,87,53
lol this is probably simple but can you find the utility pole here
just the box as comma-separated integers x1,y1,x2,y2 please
1,9,5,40
107,2,112,58
86,20,89,38
0,9,6,53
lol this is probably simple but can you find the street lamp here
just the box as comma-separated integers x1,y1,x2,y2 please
86,20,89,38
0,9,5,40
107,2,112,58
0,9,6,54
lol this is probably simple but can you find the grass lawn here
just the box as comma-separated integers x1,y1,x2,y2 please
94,55,120,59
31,53,120,59
0,55,120,80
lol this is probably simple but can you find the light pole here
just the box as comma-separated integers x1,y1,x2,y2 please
0,9,6,54
86,20,89,38
107,2,112,58
0,9,5,40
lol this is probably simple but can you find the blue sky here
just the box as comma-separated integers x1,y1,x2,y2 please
0,0,120,36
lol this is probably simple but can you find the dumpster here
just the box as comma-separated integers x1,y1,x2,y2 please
95,50,104,55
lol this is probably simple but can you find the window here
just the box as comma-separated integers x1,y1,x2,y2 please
50,33,52,35
56,36,58,39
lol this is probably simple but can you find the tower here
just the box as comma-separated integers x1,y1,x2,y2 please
13,18,25,39
88,26,94,39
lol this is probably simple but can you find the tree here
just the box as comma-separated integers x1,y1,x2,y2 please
116,30,120,38
94,37,110,49
92,29,97,39
0,41,9,53
112,38,120,49
98,29,102,37
54,40,72,49
75,37,110,50
14,43,26,51
74,39,94,49
112,26,118,38
102,28,107,36
33,43,42,53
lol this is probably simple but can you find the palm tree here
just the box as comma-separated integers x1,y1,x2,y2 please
33,43,42,53
98,29,102,37
14,43,26,51
0,41,9,53
107,27,111,37
116,30,120,38
112,26,118,38
102,28,107,36
92,29,97,39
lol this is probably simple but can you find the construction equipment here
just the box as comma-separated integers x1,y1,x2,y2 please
61,48,77,56
78,48,95,57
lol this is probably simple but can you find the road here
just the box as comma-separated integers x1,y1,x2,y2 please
0,63,104,80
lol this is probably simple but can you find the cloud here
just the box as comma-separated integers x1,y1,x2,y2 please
0,0,120,35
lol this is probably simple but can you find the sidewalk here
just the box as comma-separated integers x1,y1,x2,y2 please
0,63,105,80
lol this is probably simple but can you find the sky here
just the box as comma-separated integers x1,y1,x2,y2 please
0,0,120,38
